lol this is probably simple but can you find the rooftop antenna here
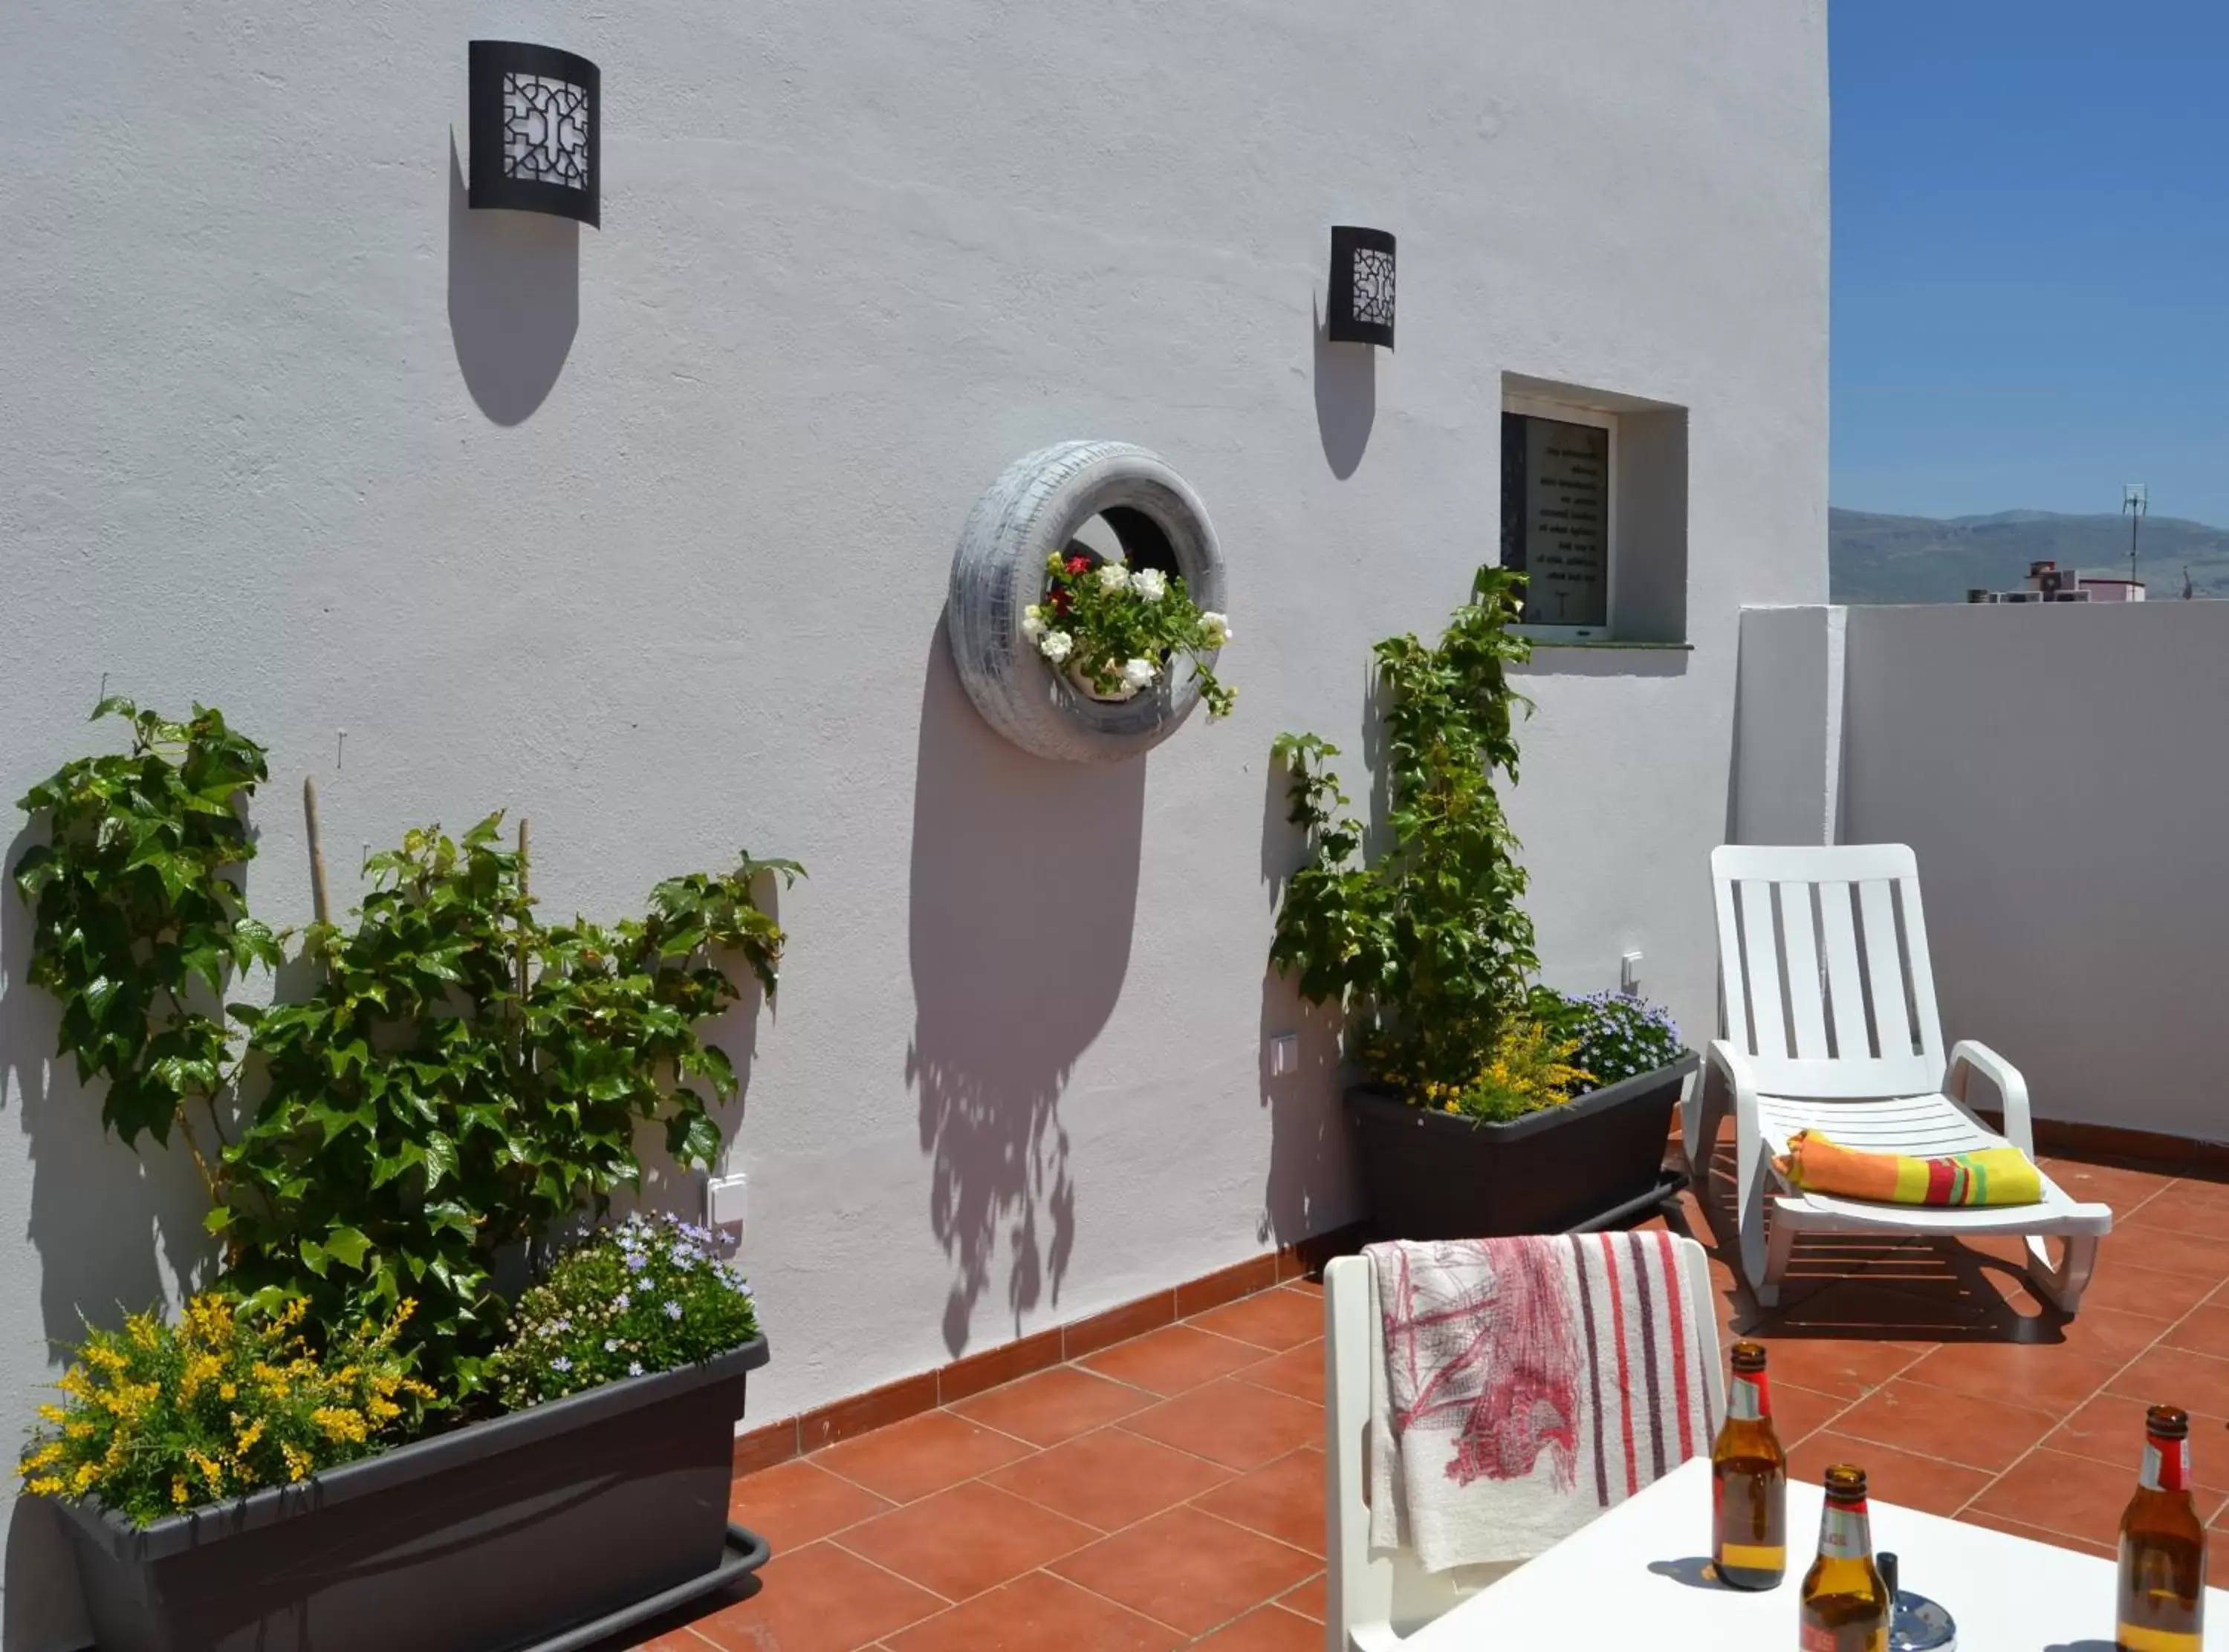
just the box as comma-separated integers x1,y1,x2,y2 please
2123,482,2148,588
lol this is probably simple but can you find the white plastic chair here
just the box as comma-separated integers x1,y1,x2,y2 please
1323,1243,1724,1651
1697,843,2112,1313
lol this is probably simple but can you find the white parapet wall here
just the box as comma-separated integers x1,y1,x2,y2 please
1738,601,2229,1145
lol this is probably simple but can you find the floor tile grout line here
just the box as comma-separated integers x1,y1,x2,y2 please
748,1171,2210,1642
1943,1226,2202,1529
753,1275,1310,1489
1007,1563,1199,1642
795,1419,1324,1587
834,1453,1325,1633
816,1533,962,1610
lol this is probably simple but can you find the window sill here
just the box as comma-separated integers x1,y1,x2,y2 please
1519,638,1693,651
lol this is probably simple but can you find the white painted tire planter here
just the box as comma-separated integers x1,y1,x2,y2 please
947,441,1227,764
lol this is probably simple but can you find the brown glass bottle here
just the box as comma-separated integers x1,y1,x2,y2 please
1799,1464,1889,1652
1711,1342,1787,1590
2118,1404,2205,1652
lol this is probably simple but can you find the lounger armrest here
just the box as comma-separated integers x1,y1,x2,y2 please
1706,1038,1762,1137
1947,1039,2034,1160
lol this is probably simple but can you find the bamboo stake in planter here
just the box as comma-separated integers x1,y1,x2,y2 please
302,777,331,926
516,817,532,1001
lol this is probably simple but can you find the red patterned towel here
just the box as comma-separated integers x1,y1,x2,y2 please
1366,1232,1718,1571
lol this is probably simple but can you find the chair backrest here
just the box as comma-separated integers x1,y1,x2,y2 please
1324,1241,1724,1650
1710,843,1947,1100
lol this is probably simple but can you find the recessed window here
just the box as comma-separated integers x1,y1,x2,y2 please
1501,396,1615,638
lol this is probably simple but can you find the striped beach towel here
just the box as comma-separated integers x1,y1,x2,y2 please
1366,1233,1717,1573
1776,1129,2043,1207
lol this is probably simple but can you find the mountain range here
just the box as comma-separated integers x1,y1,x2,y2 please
1829,507,2229,604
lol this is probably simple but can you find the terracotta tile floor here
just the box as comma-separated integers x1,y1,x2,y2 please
611,1152,2229,1650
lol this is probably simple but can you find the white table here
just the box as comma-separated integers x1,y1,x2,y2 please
1401,1457,2228,1650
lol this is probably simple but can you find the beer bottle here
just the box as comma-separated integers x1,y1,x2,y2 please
1711,1342,1786,1590
1799,1463,1890,1652
2117,1403,2204,1652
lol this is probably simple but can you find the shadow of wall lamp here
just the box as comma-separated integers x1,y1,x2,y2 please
469,41,601,227
1325,226,1395,348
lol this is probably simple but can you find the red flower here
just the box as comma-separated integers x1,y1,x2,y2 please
1065,556,1091,576
1050,590,1071,616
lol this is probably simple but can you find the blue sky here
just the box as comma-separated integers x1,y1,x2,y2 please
1832,1,2229,524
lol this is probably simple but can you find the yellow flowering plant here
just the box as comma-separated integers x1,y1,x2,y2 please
16,1292,434,1527
1398,1019,1594,1125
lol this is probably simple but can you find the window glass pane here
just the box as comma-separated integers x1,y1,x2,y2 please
1500,412,1609,628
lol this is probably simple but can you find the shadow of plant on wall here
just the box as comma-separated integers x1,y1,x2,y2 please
907,626,1142,1356
1256,751,1360,1252
1,820,215,1652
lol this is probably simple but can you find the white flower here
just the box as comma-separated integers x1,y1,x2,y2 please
1132,568,1167,602
1021,605,1045,640
1095,561,1132,593
1199,611,1233,646
1038,629,1074,664
1121,657,1158,692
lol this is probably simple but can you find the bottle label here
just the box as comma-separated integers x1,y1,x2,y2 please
1800,1625,1884,1652
1730,1372,1771,1422
1817,1498,1872,1561
2140,1437,2192,1492
2115,1627,2202,1652
1718,1541,1785,1573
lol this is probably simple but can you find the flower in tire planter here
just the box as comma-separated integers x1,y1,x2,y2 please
949,440,1229,762
1025,551,1235,716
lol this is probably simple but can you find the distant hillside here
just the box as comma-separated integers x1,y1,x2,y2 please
1830,507,2229,604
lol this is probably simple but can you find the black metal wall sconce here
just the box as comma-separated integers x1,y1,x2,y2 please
1325,226,1395,348
468,41,601,227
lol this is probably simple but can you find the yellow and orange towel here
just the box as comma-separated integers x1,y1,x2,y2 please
1774,1129,2042,1208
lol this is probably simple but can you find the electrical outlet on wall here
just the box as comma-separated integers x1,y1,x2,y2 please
706,1170,748,1249
1268,1032,1300,1078
1620,952,1644,997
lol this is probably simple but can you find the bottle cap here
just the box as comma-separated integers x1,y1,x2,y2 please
2146,1403,2190,1440
1730,1342,1768,1373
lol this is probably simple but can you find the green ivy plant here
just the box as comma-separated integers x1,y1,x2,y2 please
1269,565,1539,1096
13,703,799,1401
223,818,796,1393
10,700,280,1200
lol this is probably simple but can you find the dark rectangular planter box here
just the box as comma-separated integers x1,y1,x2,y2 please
52,1336,770,1652
1347,1053,1700,1240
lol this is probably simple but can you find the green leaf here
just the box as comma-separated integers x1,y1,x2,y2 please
298,1239,330,1277
667,1108,724,1169
204,1206,233,1235
322,1226,372,1271
370,1142,425,1188
243,1285,299,1318
422,1132,458,1191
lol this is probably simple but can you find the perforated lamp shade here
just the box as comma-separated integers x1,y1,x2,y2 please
468,41,601,227
1326,226,1395,348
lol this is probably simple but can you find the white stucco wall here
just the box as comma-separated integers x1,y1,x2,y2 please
1834,602,2229,1144
1730,605,1848,847
0,1,1826,1636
